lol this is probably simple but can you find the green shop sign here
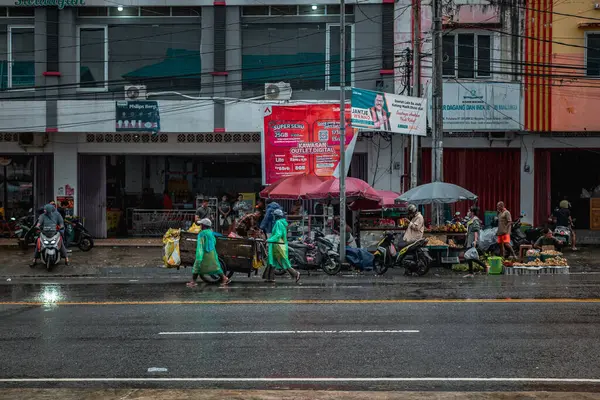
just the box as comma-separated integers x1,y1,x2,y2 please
14,0,86,9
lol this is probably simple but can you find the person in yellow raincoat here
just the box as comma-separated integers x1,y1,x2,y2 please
264,209,300,283
186,218,230,287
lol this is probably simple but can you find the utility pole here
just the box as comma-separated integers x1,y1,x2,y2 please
431,0,444,224
339,0,347,264
410,0,421,190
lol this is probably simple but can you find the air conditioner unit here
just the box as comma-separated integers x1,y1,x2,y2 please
18,132,47,147
488,132,515,142
124,85,147,100
265,82,292,100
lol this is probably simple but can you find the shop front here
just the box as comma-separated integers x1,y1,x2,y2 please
0,154,53,222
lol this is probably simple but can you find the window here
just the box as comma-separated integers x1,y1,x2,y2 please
586,33,600,76
7,26,35,90
77,7,108,17
242,24,327,90
325,5,354,15
8,7,34,17
242,6,269,16
140,7,169,17
108,24,201,91
77,26,108,90
326,24,353,89
299,5,325,15
170,7,202,17
270,5,298,16
109,6,138,17
442,33,492,78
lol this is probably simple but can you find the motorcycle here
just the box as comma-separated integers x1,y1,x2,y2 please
480,215,529,255
554,225,572,247
12,210,37,250
36,230,63,271
372,232,432,276
65,217,94,251
278,228,341,276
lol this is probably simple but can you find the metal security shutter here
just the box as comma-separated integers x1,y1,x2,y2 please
381,3,394,70
34,155,53,211
78,155,107,238
46,8,59,72
349,153,368,181
214,5,226,72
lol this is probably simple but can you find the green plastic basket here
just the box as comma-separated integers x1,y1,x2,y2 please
488,256,503,275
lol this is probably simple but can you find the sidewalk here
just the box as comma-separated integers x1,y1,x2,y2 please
0,237,162,248
1,390,599,400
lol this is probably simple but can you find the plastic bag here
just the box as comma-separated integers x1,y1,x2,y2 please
188,223,201,234
464,247,479,261
478,227,497,252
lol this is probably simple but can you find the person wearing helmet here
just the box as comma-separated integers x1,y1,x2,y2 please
30,203,69,267
403,204,424,243
264,209,300,283
186,218,230,287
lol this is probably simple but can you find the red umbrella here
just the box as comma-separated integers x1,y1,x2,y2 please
306,177,382,205
349,190,407,210
260,174,331,200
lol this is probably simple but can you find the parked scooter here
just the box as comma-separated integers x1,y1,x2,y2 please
65,217,94,251
479,215,529,255
12,209,37,250
554,226,572,247
279,228,341,276
37,230,64,271
372,232,432,276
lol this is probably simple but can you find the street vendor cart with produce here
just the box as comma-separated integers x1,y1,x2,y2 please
163,226,267,283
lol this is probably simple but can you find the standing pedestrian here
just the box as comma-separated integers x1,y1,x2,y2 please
464,206,487,278
496,201,517,259
186,218,229,287
264,209,300,283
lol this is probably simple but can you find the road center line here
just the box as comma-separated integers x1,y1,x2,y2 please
158,330,420,335
1,377,600,383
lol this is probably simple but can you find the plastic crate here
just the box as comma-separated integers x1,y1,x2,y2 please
488,256,503,275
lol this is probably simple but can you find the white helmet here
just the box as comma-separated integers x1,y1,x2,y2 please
198,218,212,227
408,204,417,213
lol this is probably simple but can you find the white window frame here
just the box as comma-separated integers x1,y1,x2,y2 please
325,23,355,90
442,32,492,79
584,31,600,77
76,25,108,92
7,25,35,91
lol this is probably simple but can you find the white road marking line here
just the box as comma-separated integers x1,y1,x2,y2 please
147,367,168,373
1,377,600,383
158,330,419,335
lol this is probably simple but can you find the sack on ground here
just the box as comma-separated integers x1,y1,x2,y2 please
162,228,182,267
464,247,479,261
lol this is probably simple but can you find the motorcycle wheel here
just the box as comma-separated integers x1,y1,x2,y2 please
46,259,53,272
274,268,286,276
78,237,94,252
18,240,28,250
199,257,228,284
373,255,389,275
415,259,430,276
321,256,341,276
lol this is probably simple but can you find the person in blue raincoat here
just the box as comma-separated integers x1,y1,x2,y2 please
186,218,230,287
260,201,282,238
263,209,300,283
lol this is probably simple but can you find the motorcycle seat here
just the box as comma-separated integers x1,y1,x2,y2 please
289,242,310,249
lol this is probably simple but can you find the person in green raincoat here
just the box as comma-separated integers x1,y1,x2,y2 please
264,209,300,283
186,218,230,287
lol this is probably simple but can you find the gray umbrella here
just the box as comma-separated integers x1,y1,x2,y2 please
396,182,477,205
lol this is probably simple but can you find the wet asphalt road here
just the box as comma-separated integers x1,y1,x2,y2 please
1,279,600,392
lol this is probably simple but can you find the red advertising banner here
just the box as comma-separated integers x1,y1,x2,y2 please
262,104,355,185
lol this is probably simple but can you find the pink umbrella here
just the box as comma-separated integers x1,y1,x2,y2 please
260,174,331,200
306,177,382,206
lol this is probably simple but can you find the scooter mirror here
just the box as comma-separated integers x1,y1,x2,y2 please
10,217,15,221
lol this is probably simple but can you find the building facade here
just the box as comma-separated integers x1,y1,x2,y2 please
0,0,397,238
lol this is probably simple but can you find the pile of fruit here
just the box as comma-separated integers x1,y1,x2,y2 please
398,218,410,229
541,250,562,256
425,223,467,233
426,237,448,247
513,256,568,267
448,239,459,248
